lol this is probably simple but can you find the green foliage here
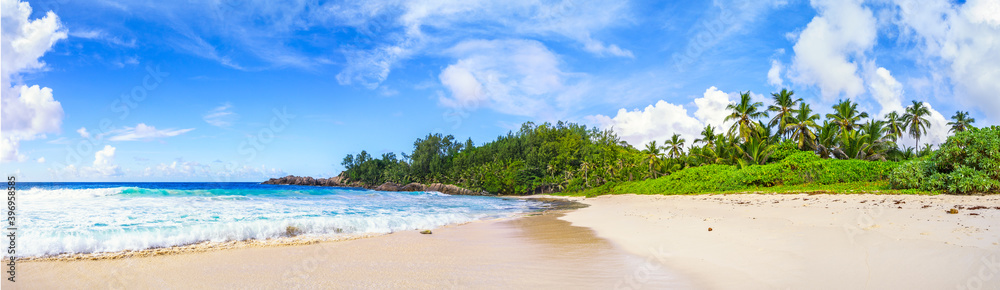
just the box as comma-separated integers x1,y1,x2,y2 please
769,141,800,161
888,160,931,190
890,126,1000,194
336,97,992,196
576,151,900,196
932,126,1000,179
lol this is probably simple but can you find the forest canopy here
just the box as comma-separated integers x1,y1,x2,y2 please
340,93,994,195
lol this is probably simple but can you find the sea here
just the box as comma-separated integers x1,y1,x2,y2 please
14,182,545,258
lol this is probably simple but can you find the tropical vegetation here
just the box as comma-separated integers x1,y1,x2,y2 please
339,89,993,195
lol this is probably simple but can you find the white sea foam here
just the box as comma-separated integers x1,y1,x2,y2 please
15,185,537,257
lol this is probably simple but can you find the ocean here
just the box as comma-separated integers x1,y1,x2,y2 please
14,182,544,257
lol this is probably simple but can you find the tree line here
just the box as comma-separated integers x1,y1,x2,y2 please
340,89,980,195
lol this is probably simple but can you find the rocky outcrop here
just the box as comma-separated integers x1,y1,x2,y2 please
424,183,485,196
262,175,492,196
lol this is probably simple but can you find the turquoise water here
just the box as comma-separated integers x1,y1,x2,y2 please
15,182,544,257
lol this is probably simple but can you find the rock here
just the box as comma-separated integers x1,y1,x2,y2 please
262,174,490,196
400,182,426,191
375,182,402,191
425,183,488,196
420,230,432,234
948,208,959,214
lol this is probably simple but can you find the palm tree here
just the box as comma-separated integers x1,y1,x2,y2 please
826,99,869,134
859,120,891,160
884,111,905,142
947,111,975,133
664,134,686,159
695,125,717,148
784,103,820,150
901,100,932,149
767,89,800,139
725,91,768,142
736,126,776,167
641,141,663,178
814,121,839,159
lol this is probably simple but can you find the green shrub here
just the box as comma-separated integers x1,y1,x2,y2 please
889,160,931,189
769,141,802,162
891,126,1000,194
943,166,999,194
933,126,1000,179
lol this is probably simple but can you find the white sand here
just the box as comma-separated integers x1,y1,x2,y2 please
559,193,1000,289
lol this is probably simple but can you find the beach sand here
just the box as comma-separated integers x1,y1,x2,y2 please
560,193,1000,289
5,193,1000,289
3,212,690,289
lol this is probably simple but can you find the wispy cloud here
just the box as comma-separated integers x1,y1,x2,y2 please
104,123,194,141
203,103,238,128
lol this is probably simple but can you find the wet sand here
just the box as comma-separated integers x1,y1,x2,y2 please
3,212,692,289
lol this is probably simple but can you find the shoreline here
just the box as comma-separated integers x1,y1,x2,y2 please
13,197,583,262
6,210,692,289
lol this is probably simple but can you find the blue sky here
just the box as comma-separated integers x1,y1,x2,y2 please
2,0,998,181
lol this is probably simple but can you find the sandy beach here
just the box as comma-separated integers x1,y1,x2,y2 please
6,193,1000,289
561,193,1000,289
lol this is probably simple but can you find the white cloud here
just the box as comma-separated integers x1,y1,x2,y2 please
438,39,574,118
588,86,735,147
144,160,211,178
335,0,632,88
36,157,44,163
105,123,195,141
50,145,122,178
865,65,905,117
203,103,238,128
76,127,90,138
693,87,736,131
893,0,1000,121
0,0,67,162
789,0,876,101
767,59,784,88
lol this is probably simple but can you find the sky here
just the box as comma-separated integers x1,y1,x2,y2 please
1,0,998,182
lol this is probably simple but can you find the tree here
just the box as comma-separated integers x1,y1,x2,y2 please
785,103,820,150
901,100,932,149
767,89,800,139
814,121,839,159
826,99,869,134
725,91,768,142
665,134,686,159
947,111,975,133
641,140,664,178
695,125,717,148
884,111,905,142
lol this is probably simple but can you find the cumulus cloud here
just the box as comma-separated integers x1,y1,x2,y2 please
438,39,573,118
767,59,784,88
789,0,876,101
36,157,44,163
203,103,238,128
50,145,122,178
105,123,195,141
865,65,905,117
893,0,1000,121
0,0,68,162
588,87,735,147
92,145,121,177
